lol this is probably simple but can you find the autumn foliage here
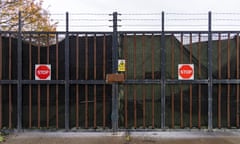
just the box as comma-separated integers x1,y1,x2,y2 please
0,0,57,45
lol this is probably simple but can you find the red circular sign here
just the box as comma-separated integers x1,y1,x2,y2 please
36,65,50,80
179,65,193,79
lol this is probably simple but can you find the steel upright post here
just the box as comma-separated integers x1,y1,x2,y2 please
161,11,166,129
65,12,70,131
208,11,213,131
111,12,119,132
17,11,23,131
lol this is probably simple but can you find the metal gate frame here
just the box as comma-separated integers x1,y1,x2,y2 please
1,11,240,131
117,12,213,130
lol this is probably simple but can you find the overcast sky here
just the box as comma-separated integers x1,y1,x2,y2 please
43,0,240,13
42,0,240,31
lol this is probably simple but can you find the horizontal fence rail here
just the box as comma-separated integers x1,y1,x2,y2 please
0,12,240,131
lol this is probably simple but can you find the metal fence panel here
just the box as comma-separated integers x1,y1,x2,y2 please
1,12,240,131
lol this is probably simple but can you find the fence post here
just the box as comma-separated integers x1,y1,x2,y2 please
65,12,70,131
208,11,213,131
111,12,119,132
17,11,23,131
160,11,166,129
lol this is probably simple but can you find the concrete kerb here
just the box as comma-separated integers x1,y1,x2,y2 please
8,129,240,140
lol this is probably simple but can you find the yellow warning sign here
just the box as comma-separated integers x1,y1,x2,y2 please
118,59,126,72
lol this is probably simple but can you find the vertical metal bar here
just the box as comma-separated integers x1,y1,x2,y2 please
171,86,175,128
218,33,222,128
227,33,231,128
198,85,202,129
134,85,137,128
227,33,230,80
76,34,79,128
171,34,175,128
124,86,128,128
180,90,184,128
29,35,32,128
46,34,50,128
189,33,193,128
65,12,70,130
143,87,146,128
85,34,88,128
152,86,155,128
227,84,230,128
189,33,192,63
37,34,41,128
142,34,146,128
208,11,213,131
133,33,137,128
180,33,184,128
236,33,239,128
0,35,2,129
9,37,12,129
151,34,155,128
93,35,97,128
180,34,183,62
37,84,40,128
103,85,106,128
85,86,88,129
9,38,12,128
161,11,166,129
171,34,175,80
123,34,128,128
198,33,202,128
56,34,59,129
103,34,106,128
17,11,23,131
111,12,119,132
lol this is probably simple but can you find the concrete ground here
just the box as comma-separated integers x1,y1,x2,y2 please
3,130,240,144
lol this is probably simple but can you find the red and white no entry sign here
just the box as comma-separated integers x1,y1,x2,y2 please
35,64,51,80
178,64,194,80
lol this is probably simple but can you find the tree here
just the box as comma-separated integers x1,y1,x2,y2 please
0,0,58,45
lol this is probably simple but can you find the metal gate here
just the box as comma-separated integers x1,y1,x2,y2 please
0,31,114,130
119,31,240,130
0,12,240,131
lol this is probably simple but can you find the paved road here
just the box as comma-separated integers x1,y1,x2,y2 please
3,131,240,144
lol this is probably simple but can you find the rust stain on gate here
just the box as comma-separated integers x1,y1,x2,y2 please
236,34,239,128
218,33,222,128
9,36,12,129
55,34,59,129
75,34,79,128
235,34,239,127
84,34,88,129
197,33,202,129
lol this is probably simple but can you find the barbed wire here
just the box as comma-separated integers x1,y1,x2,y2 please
121,24,161,27
214,19,240,21
70,13,109,16
166,12,207,15
36,12,240,31
69,25,110,27
121,19,161,21
50,13,65,16
213,12,240,15
167,18,207,21
120,13,161,15
70,18,109,21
